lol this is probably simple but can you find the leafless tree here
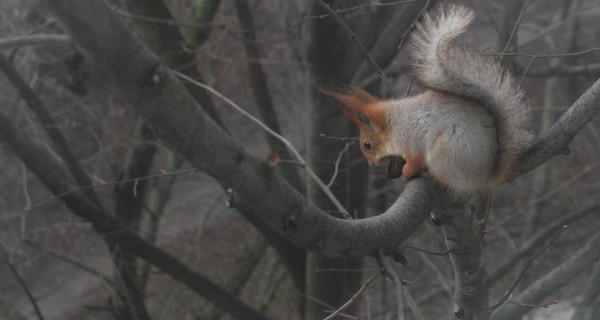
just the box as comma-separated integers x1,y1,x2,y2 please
1,1,600,320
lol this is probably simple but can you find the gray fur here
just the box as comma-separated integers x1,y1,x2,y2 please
387,5,534,193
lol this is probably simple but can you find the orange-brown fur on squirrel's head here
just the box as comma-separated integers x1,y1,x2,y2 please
320,87,405,179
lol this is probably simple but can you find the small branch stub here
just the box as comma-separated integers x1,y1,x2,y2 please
149,65,166,86
150,73,161,85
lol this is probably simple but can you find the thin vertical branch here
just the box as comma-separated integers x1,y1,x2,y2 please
437,200,489,320
376,251,405,320
112,119,155,320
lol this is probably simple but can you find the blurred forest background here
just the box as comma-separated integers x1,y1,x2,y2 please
1,0,600,319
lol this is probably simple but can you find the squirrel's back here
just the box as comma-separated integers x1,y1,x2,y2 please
410,5,534,184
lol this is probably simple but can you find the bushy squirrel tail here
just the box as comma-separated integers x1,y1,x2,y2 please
410,5,534,182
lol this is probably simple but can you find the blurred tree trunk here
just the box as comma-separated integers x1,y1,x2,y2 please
303,1,432,317
303,1,366,318
523,0,581,241
572,260,600,320
112,120,156,320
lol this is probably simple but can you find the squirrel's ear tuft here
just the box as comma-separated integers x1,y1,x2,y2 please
319,86,380,127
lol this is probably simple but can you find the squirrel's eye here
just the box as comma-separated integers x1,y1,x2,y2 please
364,141,372,150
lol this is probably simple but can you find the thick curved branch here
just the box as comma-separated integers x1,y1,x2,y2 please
38,0,442,257
514,78,600,178
39,0,600,268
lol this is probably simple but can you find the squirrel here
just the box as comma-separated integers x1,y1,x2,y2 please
322,5,534,195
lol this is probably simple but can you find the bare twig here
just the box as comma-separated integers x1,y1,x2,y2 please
315,268,379,273
403,287,425,320
0,243,46,320
24,168,198,214
317,0,398,98
523,62,600,77
490,225,569,311
327,142,350,188
376,250,404,320
323,272,380,320
25,241,115,286
505,299,559,309
112,7,219,28
500,0,533,54
494,228,600,319
493,46,600,59
233,0,303,190
402,243,451,256
493,163,597,229
417,251,452,298
304,1,416,20
518,2,594,48
319,133,358,142
518,56,536,87
292,289,336,312
172,70,350,218
0,55,101,206
0,109,271,320
0,34,70,50
396,0,432,53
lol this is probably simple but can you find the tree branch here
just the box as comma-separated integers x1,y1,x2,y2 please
514,78,600,178
0,110,270,320
491,231,600,320
523,62,600,77
0,55,102,206
0,34,70,50
488,200,600,285
571,259,600,320
437,201,489,320
37,0,434,261
490,225,568,312
0,243,46,320
232,0,304,191
111,119,155,320
173,71,350,217
351,0,436,86
317,0,397,97
37,0,600,260
323,272,380,320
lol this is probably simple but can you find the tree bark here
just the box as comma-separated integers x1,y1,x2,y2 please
0,110,270,320
437,201,489,320
36,0,600,261
492,231,600,320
